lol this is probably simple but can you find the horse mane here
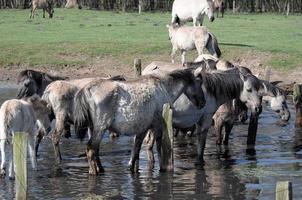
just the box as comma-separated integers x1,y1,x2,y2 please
202,71,244,100
17,69,66,84
167,68,196,83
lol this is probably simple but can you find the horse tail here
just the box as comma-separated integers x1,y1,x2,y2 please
206,32,221,58
73,88,92,140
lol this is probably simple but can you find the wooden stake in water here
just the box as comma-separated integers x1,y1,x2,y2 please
161,103,174,172
293,84,302,128
276,181,292,200
13,132,28,200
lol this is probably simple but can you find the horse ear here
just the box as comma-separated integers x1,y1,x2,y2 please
270,81,282,86
194,66,206,77
239,73,247,81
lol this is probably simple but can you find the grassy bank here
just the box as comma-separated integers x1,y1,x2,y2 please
0,9,301,71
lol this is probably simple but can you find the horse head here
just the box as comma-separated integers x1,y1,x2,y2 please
239,73,262,115
205,0,215,22
260,81,290,121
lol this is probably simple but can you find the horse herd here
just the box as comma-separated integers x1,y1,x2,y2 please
0,0,290,179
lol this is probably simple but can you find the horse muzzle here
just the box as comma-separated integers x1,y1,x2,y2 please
209,16,215,22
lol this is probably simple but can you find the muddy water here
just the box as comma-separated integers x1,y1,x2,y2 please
1,86,302,200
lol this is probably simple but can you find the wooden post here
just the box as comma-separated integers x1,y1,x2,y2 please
161,103,174,172
133,58,142,78
293,84,302,128
247,112,259,145
276,181,292,200
264,66,271,82
233,0,236,13
13,132,28,200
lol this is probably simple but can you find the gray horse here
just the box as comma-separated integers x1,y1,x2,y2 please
41,76,125,163
17,69,66,99
73,68,206,175
143,65,263,165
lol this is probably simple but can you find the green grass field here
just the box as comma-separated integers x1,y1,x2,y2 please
0,9,301,71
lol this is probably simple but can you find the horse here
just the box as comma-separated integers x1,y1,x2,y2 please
73,68,206,175
213,80,291,145
214,0,225,18
213,99,248,145
142,64,263,165
171,0,215,26
194,54,235,70
30,0,54,19
167,25,221,65
41,76,125,164
17,69,66,99
0,95,51,179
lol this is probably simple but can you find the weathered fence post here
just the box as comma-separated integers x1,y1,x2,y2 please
276,181,292,200
293,84,302,128
133,58,142,78
160,103,174,172
13,132,28,200
233,0,236,13
264,66,271,82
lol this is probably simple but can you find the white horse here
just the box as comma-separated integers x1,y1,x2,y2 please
167,25,221,65
0,96,51,178
171,0,215,26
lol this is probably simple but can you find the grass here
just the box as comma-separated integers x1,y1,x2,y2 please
0,9,302,71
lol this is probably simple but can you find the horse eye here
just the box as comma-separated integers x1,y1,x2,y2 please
247,89,252,93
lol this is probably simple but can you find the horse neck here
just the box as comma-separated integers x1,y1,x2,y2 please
203,72,243,107
160,77,187,103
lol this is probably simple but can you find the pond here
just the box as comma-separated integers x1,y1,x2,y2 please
0,84,301,200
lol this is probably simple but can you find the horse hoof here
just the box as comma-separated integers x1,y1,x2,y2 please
194,159,205,167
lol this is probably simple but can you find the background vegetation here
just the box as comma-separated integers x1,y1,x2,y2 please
0,9,301,71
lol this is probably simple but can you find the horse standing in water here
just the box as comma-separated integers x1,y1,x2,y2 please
213,80,291,145
73,68,206,175
0,95,51,178
143,65,263,165
171,0,215,26
41,76,125,163
167,25,221,65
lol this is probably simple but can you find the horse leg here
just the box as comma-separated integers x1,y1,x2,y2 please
196,117,212,165
86,130,104,175
35,130,44,157
181,50,186,65
43,9,45,18
128,133,146,172
51,114,66,164
144,130,155,169
214,120,224,145
0,140,6,177
171,46,177,64
28,132,37,170
223,122,234,145
8,141,13,179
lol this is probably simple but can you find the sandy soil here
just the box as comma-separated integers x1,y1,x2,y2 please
0,52,300,93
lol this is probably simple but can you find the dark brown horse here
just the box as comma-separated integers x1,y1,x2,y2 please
16,69,67,99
